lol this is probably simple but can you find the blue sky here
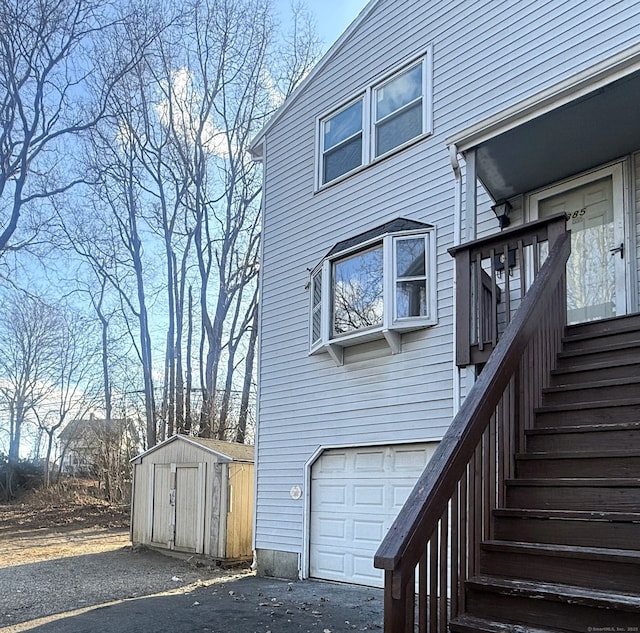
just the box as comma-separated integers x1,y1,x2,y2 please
275,0,370,50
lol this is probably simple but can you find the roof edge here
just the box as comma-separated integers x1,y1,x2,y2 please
130,434,252,463
249,0,381,156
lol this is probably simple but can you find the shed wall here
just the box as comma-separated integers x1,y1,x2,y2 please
225,462,255,559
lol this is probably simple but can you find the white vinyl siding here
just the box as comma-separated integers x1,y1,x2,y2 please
255,0,640,565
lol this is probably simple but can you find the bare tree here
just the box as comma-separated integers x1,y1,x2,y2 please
35,308,101,485
58,415,138,501
0,294,59,497
0,0,157,270
49,0,321,450
172,0,319,440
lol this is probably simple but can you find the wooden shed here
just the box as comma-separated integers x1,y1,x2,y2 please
130,435,254,560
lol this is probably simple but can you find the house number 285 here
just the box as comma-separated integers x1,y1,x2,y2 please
566,208,586,221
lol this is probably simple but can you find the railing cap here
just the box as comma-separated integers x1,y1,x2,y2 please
448,213,567,257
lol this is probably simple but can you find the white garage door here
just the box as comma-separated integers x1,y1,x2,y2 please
310,443,436,587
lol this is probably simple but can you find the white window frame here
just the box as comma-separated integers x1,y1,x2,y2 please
372,59,430,160
318,96,366,186
315,47,433,190
309,227,437,365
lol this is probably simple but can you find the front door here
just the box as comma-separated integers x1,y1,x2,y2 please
529,164,627,325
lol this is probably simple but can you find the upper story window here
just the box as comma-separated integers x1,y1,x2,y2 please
317,49,433,188
309,218,437,364
321,99,364,185
374,63,424,157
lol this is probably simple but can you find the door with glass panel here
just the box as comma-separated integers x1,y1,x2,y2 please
530,164,627,325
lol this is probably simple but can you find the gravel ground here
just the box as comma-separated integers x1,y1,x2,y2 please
0,499,383,633
0,526,248,630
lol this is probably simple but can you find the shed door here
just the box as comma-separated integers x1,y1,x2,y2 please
150,462,205,553
151,464,173,548
309,444,435,587
174,464,205,553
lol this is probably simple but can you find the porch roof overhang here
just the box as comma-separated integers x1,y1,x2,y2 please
448,49,640,202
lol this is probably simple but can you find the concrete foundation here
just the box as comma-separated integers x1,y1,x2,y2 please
255,548,299,580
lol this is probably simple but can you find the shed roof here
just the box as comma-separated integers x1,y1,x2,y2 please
132,434,254,464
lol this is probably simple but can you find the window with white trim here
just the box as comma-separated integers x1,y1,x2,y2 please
309,219,436,364
321,98,364,185
374,62,425,158
317,51,433,187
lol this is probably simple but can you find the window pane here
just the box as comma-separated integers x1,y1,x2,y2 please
313,270,322,305
312,309,322,343
311,271,322,344
323,100,363,150
396,280,427,318
376,63,422,120
333,246,383,335
376,101,422,156
323,136,362,183
396,238,426,277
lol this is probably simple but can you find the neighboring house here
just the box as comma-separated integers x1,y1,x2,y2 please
251,0,640,629
60,417,137,477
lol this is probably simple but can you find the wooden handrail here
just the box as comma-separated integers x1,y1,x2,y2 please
374,231,570,608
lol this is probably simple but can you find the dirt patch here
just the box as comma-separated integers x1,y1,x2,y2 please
0,482,130,567
1,479,129,530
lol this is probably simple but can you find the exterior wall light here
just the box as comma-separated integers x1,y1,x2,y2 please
491,200,512,229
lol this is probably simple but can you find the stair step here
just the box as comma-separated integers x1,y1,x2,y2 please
505,478,640,511
465,576,640,631
563,313,640,341
535,401,640,427
480,540,640,592
525,422,640,452
550,358,640,386
516,450,640,478
493,509,640,549
557,340,640,366
561,330,640,353
541,376,640,406
449,614,561,633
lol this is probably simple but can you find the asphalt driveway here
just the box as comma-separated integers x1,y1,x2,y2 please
7,574,384,633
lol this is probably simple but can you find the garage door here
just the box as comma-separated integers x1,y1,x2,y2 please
309,443,436,587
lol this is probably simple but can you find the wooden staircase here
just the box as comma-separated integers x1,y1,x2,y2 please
450,313,640,631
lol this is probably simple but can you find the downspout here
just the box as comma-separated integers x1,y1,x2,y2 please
449,144,463,416
249,138,266,569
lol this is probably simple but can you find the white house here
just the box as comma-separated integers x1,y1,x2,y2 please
250,1,640,629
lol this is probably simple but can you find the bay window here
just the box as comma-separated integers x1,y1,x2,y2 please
310,220,436,364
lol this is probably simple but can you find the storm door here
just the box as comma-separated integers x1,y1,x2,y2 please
530,164,627,325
